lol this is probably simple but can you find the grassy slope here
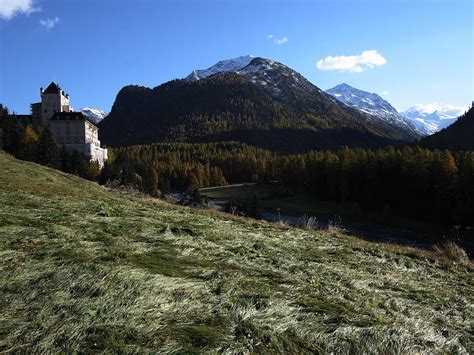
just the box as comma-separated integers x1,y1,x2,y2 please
0,153,472,353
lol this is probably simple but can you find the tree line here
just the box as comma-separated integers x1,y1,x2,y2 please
2,104,472,228
105,141,473,227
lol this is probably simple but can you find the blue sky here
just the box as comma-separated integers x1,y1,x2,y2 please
1,0,472,114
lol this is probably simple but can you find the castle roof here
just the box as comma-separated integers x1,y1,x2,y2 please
50,112,97,127
43,82,61,94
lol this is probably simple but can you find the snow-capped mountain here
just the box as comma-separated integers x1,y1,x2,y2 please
184,56,418,140
186,55,334,110
186,55,255,81
401,104,467,136
102,55,425,148
79,107,108,124
326,83,419,137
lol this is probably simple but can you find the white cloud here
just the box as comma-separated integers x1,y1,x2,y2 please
40,16,59,29
316,50,387,73
0,0,40,20
405,103,467,116
274,36,288,45
267,34,288,45
381,91,389,96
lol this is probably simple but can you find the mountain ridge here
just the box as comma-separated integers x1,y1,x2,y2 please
79,107,108,124
326,83,419,139
99,56,418,150
401,104,467,135
418,106,473,150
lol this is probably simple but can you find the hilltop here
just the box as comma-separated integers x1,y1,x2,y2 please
0,153,472,352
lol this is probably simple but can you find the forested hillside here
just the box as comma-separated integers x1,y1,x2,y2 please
99,73,405,152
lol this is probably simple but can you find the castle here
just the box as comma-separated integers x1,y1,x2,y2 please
31,82,108,167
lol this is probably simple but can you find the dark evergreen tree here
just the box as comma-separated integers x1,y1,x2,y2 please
36,128,59,168
248,194,263,219
159,175,171,194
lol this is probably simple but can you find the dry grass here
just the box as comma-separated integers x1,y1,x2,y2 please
0,154,473,353
434,241,471,267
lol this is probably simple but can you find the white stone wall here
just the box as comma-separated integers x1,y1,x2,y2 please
49,120,85,145
49,119,107,167
85,121,100,146
41,90,70,126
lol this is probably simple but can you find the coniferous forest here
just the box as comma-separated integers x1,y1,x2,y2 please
104,141,474,228
2,103,473,230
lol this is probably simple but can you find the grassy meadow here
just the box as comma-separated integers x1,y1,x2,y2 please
0,153,472,352
199,182,350,218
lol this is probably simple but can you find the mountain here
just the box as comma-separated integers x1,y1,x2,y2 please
79,107,108,124
99,56,415,151
401,104,466,135
1,152,471,352
185,55,255,81
326,83,419,140
419,106,474,150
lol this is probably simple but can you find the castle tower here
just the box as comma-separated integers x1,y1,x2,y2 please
40,82,70,127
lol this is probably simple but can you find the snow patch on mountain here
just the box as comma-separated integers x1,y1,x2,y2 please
326,83,418,134
185,55,255,81
401,104,467,135
79,107,108,124
186,55,318,100
185,57,418,140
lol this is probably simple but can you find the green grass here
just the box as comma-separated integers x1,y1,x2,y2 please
1,153,473,353
199,182,351,217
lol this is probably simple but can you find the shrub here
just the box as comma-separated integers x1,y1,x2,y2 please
433,241,470,267
298,214,319,229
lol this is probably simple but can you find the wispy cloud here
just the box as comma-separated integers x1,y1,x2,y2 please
0,0,40,20
274,37,288,45
316,50,387,73
267,34,288,45
40,16,59,30
381,91,389,96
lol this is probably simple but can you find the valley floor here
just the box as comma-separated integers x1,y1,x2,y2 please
199,183,474,256
0,153,472,353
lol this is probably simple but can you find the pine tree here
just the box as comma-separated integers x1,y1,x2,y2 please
248,194,263,219
18,125,39,162
186,173,200,193
37,128,59,168
145,166,159,196
159,175,171,194
60,145,71,172
84,161,101,181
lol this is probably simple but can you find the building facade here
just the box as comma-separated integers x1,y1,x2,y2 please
32,82,107,167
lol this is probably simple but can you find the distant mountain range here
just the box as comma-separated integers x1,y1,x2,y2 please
79,107,108,124
419,106,473,150
400,104,466,135
101,56,471,151
325,83,419,137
